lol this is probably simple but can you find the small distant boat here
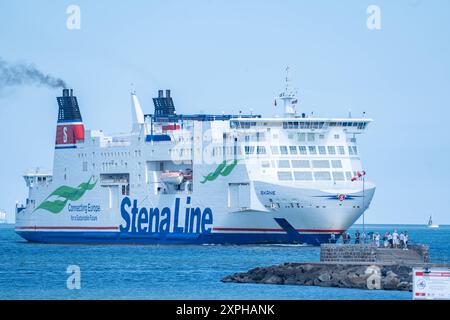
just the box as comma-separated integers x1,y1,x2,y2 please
427,215,439,228
0,209,7,224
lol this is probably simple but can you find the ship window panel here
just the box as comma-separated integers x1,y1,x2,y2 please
348,146,355,155
352,146,358,155
327,146,336,155
308,146,317,155
277,160,291,168
297,133,306,142
280,146,288,155
338,146,345,155
318,146,326,155
244,146,255,155
289,146,298,154
294,171,313,181
270,146,279,155
312,160,330,168
298,146,307,155
292,160,310,168
314,172,332,181
307,133,315,142
256,146,267,154
346,172,352,180
332,172,345,181
277,171,293,181
256,132,265,140
331,160,343,168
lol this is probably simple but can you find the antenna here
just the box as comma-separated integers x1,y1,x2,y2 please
285,66,290,93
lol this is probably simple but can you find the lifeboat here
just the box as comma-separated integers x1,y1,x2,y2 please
160,171,184,185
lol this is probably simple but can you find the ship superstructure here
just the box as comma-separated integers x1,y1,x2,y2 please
15,84,375,245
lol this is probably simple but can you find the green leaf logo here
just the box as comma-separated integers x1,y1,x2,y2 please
33,177,98,214
200,159,238,184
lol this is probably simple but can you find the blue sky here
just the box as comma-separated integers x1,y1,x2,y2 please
0,0,449,224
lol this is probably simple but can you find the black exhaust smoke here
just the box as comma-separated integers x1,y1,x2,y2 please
0,57,68,91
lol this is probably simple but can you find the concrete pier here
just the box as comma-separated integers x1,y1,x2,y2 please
222,244,444,292
320,244,429,264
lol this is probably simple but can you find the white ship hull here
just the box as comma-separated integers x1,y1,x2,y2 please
15,87,376,245
15,176,375,245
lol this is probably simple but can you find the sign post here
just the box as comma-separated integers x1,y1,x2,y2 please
413,267,450,300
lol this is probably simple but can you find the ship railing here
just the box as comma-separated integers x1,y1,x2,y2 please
100,179,130,184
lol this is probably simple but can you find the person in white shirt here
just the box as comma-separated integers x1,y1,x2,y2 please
375,233,381,247
403,232,409,250
387,233,393,248
392,230,399,248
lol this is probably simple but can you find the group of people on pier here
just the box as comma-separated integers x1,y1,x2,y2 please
330,229,409,249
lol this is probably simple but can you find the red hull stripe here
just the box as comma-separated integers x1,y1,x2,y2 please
212,227,344,233
16,226,119,231
16,226,343,233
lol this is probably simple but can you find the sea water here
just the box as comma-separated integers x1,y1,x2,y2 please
0,224,449,300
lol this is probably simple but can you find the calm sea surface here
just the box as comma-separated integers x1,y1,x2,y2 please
1,224,449,300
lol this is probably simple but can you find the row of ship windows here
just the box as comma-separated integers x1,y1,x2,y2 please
268,202,361,209
277,171,359,182
245,145,358,156
263,159,343,169
78,150,142,158
230,121,367,130
283,121,367,130
244,132,323,142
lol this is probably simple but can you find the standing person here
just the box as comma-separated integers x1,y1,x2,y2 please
375,233,381,247
399,232,405,249
392,229,399,248
361,231,366,244
388,232,393,248
383,232,389,248
355,230,360,244
347,232,351,244
404,231,409,250
330,233,336,244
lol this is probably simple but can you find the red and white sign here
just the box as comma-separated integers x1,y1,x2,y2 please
413,267,450,300
162,124,180,132
55,122,85,145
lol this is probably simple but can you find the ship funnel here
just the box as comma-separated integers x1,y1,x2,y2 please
153,89,176,116
55,89,85,149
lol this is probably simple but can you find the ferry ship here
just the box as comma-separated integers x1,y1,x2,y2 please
15,82,375,245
